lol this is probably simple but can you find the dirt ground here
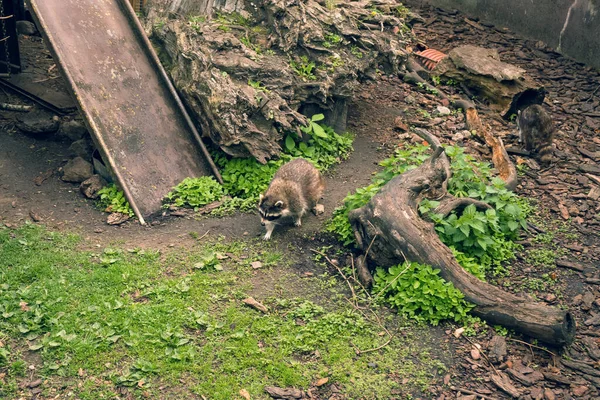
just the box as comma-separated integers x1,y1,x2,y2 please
2,2,600,399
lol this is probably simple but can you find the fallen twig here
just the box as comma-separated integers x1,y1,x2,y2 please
0,103,32,112
506,338,558,363
311,248,358,304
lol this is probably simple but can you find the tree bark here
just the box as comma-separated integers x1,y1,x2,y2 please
144,0,415,162
349,128,575,347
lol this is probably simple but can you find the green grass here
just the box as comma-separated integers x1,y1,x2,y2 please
0,223,445,399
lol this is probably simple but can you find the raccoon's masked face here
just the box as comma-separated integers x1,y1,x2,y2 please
258,194,286,226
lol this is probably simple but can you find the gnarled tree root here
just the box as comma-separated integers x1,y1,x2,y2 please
349,128,575,347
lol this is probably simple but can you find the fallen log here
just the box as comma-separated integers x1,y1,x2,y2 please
348,128,575,347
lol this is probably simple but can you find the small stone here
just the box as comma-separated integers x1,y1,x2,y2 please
62,157,94,183
368,362,378,368
16,20,38,35
80,175,107,199
471,348,481,360
58,120,89,141
440,98,450,107
572,294,583,305
69,138,94,160
436,105,451,116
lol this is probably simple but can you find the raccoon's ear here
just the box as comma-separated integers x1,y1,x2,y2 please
275,200,284,208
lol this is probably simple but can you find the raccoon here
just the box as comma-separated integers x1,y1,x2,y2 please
258,158,325,240
516,104,555,166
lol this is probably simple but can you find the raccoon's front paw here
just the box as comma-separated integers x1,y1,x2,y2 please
313,204,325,215
294,219,302,227
263,232,272,241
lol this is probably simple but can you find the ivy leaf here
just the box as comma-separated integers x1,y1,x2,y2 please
311,113,325,122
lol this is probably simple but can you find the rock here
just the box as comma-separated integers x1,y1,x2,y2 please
16,21,37,35
58,120,88,141
452,130,471,142
405,95,416,104
80,175,107,199
433,45,545,117
572,294,583,306
16,111,60,136
470,348,481,360
436,105,451,116
69,138,95,160
61,157,94,183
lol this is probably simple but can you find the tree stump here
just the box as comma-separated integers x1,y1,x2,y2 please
144,0,417,162
349,128,575,347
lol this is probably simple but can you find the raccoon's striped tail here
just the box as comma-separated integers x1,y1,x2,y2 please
536,143,554,166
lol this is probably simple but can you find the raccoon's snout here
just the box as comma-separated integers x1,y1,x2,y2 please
261,220,265,226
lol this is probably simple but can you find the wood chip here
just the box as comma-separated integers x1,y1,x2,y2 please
28,379,42,388
239,389,251,400
243,297,268,313
490,371,520,398
561,359,600,377
489,335,507,362
588,186,600,200
558,203,570,220
264,386,303,399
33,168,54,186
506,368,535,386
555,259,586,272
251,261,263,269
582,336,600,360
107,212,131,225
579,164,600,175
315,377,329,387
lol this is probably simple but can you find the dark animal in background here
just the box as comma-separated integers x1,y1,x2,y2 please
258,158,325,240
516,104,555,166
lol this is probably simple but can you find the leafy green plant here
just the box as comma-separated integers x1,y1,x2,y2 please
351,46,364,59
248,79,270,93
323,32,343,48
97,185,134,217
431,75,441,86
163,177,224,209
327,142,531,324
374,262,474,325
290,56,317,80
285,114,353,170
